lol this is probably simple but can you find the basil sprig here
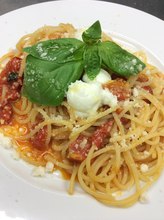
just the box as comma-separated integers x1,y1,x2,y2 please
23,20,145,106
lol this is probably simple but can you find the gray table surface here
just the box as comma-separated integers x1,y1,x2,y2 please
0,0,164,20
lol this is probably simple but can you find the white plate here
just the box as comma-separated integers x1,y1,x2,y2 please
0,1,164,220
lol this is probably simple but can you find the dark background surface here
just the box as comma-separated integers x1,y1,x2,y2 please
0,0,164,20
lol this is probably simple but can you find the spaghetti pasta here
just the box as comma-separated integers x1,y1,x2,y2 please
0,23,164,208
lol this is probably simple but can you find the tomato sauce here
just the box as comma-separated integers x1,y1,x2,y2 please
0,57,22,125
0,110,71,179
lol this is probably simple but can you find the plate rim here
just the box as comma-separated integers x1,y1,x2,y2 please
0,1,164,220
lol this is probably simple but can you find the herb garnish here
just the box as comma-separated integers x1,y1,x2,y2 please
23,21,145,106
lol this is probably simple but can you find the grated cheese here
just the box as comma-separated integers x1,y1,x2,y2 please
134,102,142,108
79,138,88,149
32,166,45,177
11,150,20,160
140,164,149,173
133,88,139,97
139,193,149,204
120,139,128,148
0,133,12,149
145,69,151,75
144,151,150,156
45,161,54,173
142,131,148,136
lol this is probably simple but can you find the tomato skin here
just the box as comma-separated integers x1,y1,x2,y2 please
68,120,114,162
0,57,22,125
31,126,48,151
103,79,131,101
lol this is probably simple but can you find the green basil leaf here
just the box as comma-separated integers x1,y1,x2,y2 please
23,55,84,106
82,20,102,44
99,41,146,77
24,38,84,63
83,45,101,80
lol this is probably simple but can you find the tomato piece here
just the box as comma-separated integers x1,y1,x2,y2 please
68,135,92,162
68,120,114,162
31,126,48,151
92,120,114,148
115,108,122,114
142,86,153,94
137,73,148,83
120,117,130,125
103,79,131,101
137,73,153,94
116,108,130,125
0,103,13,125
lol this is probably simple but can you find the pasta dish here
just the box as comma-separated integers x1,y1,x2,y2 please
0,21,164,207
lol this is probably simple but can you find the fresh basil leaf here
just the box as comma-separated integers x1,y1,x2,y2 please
82,20,102,45
23,55,84,106
24,38,84,63
99,41,146,77
83,45,101,80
